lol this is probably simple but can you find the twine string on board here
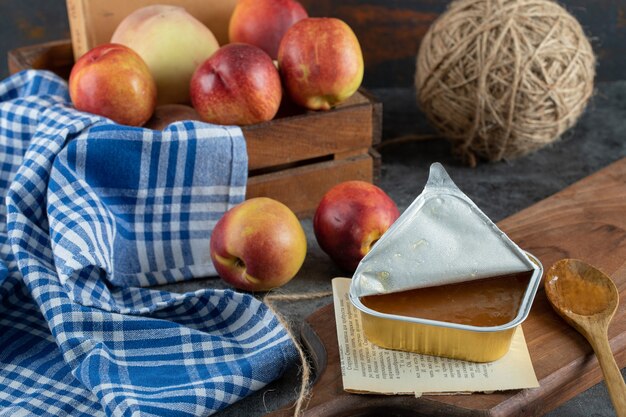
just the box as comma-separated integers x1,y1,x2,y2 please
415,0,595,166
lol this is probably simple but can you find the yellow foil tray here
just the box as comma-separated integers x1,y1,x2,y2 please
359,312,517,362
350,253,543,363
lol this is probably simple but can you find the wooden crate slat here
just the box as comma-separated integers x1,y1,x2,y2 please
247,153,374,218
8,40,74,79
244,97,375,170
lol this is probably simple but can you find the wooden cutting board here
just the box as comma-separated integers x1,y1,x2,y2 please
267,157,626,417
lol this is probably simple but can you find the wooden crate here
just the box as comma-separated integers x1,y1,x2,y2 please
7,40,381,218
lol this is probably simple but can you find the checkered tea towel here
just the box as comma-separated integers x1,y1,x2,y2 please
0,70,297,417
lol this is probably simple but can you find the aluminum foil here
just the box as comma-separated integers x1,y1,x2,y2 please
352,163,535,298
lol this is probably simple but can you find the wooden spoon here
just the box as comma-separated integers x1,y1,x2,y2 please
545,259,626,417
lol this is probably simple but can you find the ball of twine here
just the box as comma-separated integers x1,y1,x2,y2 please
415,0,595,166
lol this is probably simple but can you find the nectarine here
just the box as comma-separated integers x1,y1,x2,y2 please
69,43,156,127
229,0,308,59
210,197,306,291
314,181,399,272
278,18,364,110
190,43,282,126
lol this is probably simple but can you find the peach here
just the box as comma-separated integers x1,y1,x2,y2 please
190,43,282,126
210,197,307,291
314,181,399,272
228,0,308,59
69,43,156,126
278,18,364,110
111,5,220,105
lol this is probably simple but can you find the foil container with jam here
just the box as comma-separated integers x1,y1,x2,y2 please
349,163,543,362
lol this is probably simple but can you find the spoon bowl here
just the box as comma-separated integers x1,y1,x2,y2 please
545,259,618,323
545,259,626,417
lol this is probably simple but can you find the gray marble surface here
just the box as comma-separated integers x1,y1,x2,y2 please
157,83,626,416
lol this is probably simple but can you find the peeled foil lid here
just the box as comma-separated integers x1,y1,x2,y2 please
352,163,535,298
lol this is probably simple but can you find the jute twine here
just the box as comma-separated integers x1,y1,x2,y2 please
263,291,333,416
415,0,595,166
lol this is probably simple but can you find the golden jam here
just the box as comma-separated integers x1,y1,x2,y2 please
361,271,532,327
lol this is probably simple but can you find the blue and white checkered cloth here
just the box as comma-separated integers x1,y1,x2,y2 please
0,70,297,416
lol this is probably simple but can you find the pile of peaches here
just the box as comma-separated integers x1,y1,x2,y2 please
69,0,364,127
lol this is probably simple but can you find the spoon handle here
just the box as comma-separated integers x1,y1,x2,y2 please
587,326,626,417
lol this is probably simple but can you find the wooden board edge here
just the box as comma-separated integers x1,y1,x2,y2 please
300,320,328,387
